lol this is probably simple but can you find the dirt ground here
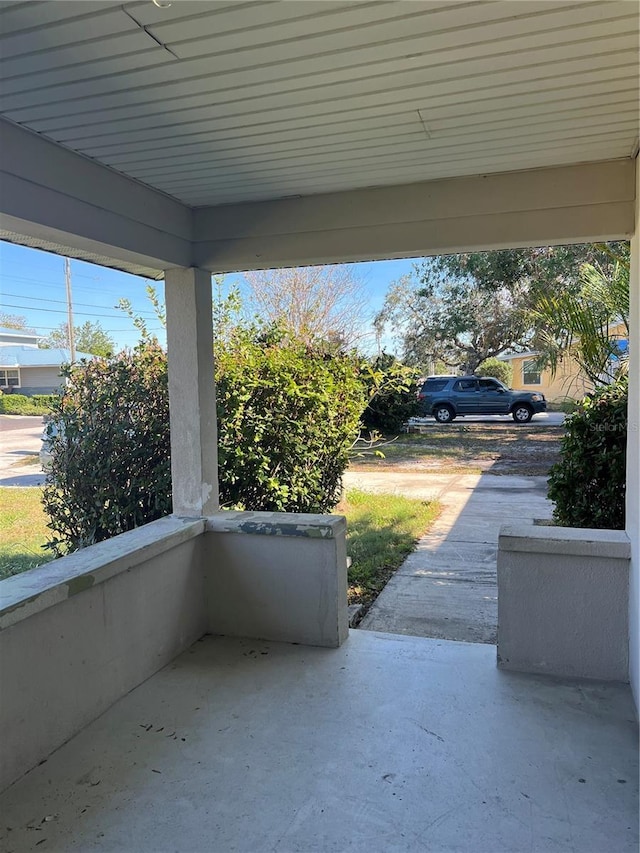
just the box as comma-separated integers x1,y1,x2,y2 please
350,420,564,477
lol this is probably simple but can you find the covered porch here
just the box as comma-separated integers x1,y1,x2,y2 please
0,1,638,849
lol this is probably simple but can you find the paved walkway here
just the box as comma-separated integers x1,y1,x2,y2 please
343,471,552,644
0,415,45,486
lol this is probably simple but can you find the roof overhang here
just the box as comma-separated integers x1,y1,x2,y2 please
0,118,636,277
0,1,637,276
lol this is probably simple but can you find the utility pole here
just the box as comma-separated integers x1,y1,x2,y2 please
64,257,76,361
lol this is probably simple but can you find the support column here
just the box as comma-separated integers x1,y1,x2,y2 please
165,267,219,516
627,155,639,710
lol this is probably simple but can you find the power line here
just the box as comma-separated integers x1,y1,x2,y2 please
1,301,162,321
0,269,103,284
0,275,160,297
2,291,160,316
1,272,159,288
25,325,165,333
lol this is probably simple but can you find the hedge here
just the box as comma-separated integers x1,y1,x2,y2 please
43,334,365,554
360,354,420,435
0,394,58,415
547,378,627,529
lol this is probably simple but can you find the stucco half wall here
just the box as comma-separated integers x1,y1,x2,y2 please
204,511,348,648
497,524,631,682
0,517,207,793
0,510,349,792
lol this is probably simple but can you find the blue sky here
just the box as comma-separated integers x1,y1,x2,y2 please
0,241,420,353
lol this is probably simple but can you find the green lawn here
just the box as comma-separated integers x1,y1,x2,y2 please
0,487,52,580
0,487,441,614
337,488,441,606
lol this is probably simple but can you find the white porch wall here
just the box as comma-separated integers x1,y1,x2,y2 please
628,154,639,709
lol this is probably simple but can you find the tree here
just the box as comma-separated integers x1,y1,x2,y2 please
242,265,372,348
42,321,115,357
433,244,624,295
530,244,629,386
376,244,626,373
477,357,512,386
0,312,34,332
360,354,421,435
376,269,531,373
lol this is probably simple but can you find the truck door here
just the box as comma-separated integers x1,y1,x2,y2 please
478,378,510,413
452,378,480,413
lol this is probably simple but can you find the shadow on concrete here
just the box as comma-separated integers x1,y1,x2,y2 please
0,473,45,487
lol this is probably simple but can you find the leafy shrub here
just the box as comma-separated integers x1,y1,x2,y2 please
476,357,512,386
360,354,420,435
43,345,171,553
547,378,627,529
43,332,365,552
216,326,365,512
0,394,58,415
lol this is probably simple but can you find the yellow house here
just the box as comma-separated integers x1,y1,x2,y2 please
499,351,594,403
500,321,628,403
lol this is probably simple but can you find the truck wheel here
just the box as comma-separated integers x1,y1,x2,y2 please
512,404,533,423
434,405,455,423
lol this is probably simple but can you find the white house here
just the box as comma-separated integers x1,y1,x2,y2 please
0,326,93,394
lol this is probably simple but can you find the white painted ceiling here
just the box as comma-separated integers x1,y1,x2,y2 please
0,0,638,208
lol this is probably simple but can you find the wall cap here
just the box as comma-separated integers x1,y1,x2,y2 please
0,516,204,631
498,523,631,559
205,510,346,539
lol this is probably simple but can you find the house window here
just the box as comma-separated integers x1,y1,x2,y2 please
0,369,20,387
522,360,541,385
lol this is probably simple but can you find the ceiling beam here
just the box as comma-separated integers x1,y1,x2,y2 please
0,119,192,278
193,160,636,272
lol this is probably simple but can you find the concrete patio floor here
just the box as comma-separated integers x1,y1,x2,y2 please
1,631,636,853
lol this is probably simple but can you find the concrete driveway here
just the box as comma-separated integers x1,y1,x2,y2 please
0,415,45,486
344,470,553,644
